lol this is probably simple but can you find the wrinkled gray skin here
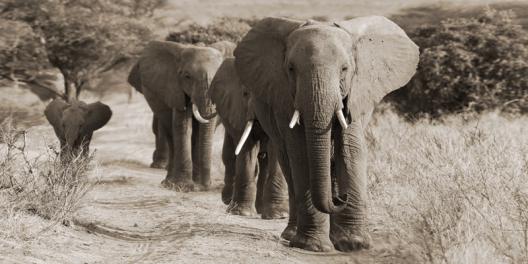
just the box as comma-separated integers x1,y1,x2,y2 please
234,16,419,251
45,98,112,159
128,40,235,190
209,58,289,219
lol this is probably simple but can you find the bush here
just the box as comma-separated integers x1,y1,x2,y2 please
0,118,95,238
387,8,528,119
166,17,257,44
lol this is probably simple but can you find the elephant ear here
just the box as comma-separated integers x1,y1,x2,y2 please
45,98,69,137
336,16,419,121
83,102,112,133
127,62,142,94
234,17,303,104
209,41,236,58
209,58,251,131
138,41,187,110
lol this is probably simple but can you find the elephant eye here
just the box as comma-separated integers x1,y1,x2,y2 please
288,64,294,73
183,72,191,79
341,65,348,72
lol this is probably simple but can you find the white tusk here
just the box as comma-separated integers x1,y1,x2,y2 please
192,104,209,123
235,120,254,155
289,110,300,129
336,109,348,130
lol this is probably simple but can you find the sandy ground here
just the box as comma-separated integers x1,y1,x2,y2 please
0,94,417,263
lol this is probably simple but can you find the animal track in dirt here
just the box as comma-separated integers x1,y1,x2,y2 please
93,196,172,210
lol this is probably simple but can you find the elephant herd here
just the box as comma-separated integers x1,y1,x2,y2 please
44,16,419,252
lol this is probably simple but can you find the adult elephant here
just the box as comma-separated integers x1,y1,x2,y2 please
131,40,235,190
45,98,112,159
209,58,288,219
128,63,169,169
234,16,419,251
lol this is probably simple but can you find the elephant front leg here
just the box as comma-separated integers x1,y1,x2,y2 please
330,122,371,251
151,114,169,169
221,133,236,205
260,145,289,220
227,137,259,216
162,108,195,191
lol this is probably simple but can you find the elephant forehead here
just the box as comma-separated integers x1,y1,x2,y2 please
287,27,350,63
184,51,223,75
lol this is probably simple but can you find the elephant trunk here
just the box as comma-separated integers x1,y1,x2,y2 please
194,79,217,121
300,67,348,214
198,118,216,187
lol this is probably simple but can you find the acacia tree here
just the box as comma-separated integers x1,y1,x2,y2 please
0,0,165,99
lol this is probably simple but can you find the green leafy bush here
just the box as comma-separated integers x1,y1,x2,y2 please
166,17,257,44
388,8,528,118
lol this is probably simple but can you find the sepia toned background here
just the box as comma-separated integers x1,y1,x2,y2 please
1,0,527,263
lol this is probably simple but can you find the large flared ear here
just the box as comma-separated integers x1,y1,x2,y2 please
234,17,303,103
127,62,142,93
45,98,69,137
209,58,251,130
83,102,112,133
335,16,419,121
138,41,187,110
209,41,236,58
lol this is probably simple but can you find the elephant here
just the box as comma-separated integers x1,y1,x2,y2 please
128,63,169,169
44,98,112,159
233,16,419,252
209,58,289,219
129,40,235,190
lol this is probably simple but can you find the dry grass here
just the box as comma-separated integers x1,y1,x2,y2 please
0,117,96,240
367,109,528,263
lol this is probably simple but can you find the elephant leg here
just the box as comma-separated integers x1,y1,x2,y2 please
221,133,236,205
191,119,200,182
255,151,267,214
260,144,289,220
277,146,297,241
285,133,333,252
151,114,169,169
161,108,194,191
330,122,371,251
227,136,259,216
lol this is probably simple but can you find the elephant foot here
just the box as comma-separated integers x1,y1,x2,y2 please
261,200,289,220
330,226,371,251
150,160,168,169
226,201,256,216
290,232,334,252
221,184,233,205
161,178,196,192
280,225,297,241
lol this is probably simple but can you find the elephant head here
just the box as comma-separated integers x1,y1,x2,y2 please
45,98,112,155
234,16,419,213
209,58,257,154
133,40,236,122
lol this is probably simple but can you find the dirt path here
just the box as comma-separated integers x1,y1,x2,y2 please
0,95,417,263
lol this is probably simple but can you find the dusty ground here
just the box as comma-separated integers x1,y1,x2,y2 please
0,95,417,263
1,0,522,263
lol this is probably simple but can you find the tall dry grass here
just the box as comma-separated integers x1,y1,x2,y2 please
368,109,528,263
0,117,96,240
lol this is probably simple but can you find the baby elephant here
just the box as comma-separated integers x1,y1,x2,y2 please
45,98,112,158
210,58,288,219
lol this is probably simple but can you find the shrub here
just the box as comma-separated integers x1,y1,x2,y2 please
386,8,528,119
166,17,257,44
0,118,96,238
